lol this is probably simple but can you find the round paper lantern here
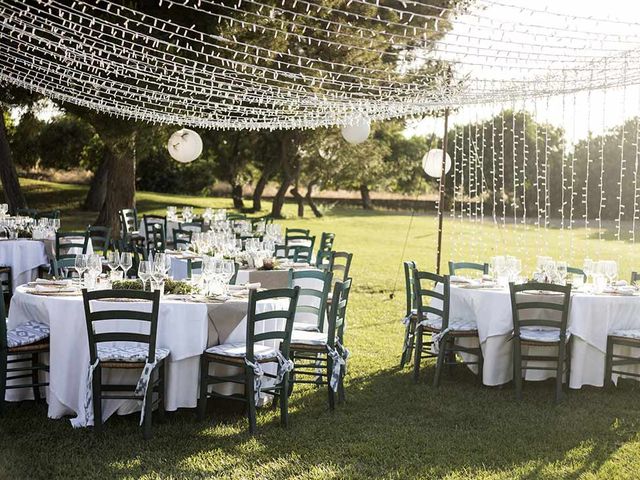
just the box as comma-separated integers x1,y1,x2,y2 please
422,149,452,178
341,115,371,144
167,128,203,163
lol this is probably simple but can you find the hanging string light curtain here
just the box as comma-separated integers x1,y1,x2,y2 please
2,0,640,130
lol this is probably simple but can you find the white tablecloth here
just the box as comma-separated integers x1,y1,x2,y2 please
0,240,49,292
6,286,287,426
445,285,640,388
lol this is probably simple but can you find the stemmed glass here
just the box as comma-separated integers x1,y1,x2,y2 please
119,252,133,279
106,251,119,279
605,261,618,286
138,260,152,292
86,254,102,289
74,254,87,285
221,260,235,295
583,258,594,284
556,261,568,285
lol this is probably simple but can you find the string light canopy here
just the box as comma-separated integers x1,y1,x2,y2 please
2,0,640,131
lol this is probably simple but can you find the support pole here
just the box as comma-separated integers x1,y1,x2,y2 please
436,108,450,275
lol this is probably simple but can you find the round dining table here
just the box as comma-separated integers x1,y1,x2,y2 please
0,239,49,292
6,285,287,427
444,282,640,388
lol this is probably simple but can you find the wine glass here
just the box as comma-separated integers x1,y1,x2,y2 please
87,254,102,276
556,261,568,285
138,260,152,292
583,258,594,284
74,254,87,284
106,251,119,278
221,260,235,294
605,261,618,286
119,252,133,279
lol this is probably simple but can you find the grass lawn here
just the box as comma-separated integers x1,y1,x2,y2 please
2,179,640,479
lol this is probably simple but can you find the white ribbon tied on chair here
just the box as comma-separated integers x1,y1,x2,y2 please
244,357,264,404
134,358,161,426
72,358,100,428
275,351,294,385
431,327,452,354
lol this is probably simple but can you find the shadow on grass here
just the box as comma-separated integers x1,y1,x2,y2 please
1,363,638,479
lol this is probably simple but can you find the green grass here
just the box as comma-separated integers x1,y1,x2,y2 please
2,179,640,479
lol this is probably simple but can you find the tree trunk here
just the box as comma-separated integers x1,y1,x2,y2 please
95,133,136,236
0,109,27,213
290,187,304,218
306,179,323,218
360,183,373,210
252,170,270,212
271,177,291,219
231,182,244,209
83,156,109,211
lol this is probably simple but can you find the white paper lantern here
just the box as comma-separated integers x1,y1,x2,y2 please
422,149,452,178
341,115,371,144
167,128,203,163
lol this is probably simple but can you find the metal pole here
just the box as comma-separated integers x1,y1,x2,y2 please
436,108,450,275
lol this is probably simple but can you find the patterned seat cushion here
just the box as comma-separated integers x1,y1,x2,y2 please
7,321,50,348
519,327,562,343
293,323,320,332
291,330,328,346
424,314,477,332
97,344,170,363
610,329,640,340
205,342,279,360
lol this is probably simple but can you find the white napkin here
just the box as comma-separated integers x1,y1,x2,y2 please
229,282,261,290
35,278,72,287
34,284,77,293
615,280,628,287
450,275,470,284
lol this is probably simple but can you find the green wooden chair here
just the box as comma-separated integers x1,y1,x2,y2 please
448,261,489,276
87,225,112,258
413,269,482,386
0,290,50,414
55,231,90,260
400,261,417,369
147,224,166,256
37,209,60,220
318,232,335,254
16,208,38,217
327,251,352,284
287,269,332,332
186,259,203,279
81,288,167,440
285,228,310,241
116,238,147,278
143,215,167,243
315,250,333,270
250,214,274,225
50,258,76,279
227,213,247,221
509,281,572,403
604,330,640,389
173,228,193,251
198,287,300,434
567,266,586,282
0,266,12,310
290,278,352,409
118,208,139,238
631,271,640,285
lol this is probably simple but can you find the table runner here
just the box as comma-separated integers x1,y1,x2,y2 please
205,300,249,346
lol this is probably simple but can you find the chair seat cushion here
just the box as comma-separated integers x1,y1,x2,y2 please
6,321,50,348
290,330,328,346
519,327,561,343
97,344,170,363
610,329,640,340
424,315,477,332
205,342,278,361
293,323,320,332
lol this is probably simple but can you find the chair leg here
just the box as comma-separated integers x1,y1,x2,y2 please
287,351,296,397
143,373,155,440
604,336,614,388
433,336,447,388
92,365,102,434
246,369,257,434
338,364,346,404
280,374,289,428
400,322,411,368
0,349,6,415
412,326,423,383
31,353,41,402
555,344,565,404
513,339,523,400
197,356,208,421
156,362,165,422
327,357,335,411
564,338,572,394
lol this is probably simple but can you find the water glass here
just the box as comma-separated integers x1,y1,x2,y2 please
120,252,133,278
